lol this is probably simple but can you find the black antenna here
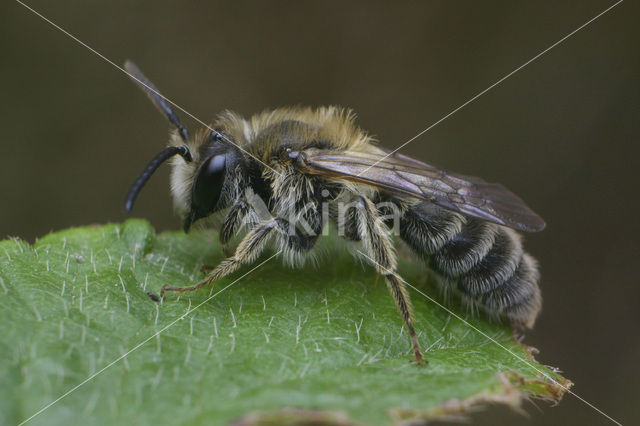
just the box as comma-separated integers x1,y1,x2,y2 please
123,60,190,143
124,146,192,212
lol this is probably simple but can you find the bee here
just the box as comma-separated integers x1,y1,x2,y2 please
123,61,545,364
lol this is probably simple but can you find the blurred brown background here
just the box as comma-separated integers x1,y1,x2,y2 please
2,1,638,424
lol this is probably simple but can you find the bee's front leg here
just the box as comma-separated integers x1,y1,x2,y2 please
148,219,279,301
219,200,250,245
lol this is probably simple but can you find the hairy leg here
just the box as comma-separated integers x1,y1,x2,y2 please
220,200,250,245
152,218,319,300
352,196,424,363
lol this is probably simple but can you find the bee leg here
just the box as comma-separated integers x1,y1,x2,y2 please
158,217,320,299
220,200,250,245
352,196,425,364
386,273,424,365
374,273,381,287
159,219,279,299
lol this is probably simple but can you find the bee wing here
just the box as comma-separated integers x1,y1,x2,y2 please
295,148,545,232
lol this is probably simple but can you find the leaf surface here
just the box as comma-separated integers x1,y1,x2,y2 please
0,220,570,425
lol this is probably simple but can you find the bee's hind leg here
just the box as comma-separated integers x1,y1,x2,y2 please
351,196,425,364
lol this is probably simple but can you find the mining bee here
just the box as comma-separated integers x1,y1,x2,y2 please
124,61,545,364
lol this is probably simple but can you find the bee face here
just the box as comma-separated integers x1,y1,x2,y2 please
173,130,247,232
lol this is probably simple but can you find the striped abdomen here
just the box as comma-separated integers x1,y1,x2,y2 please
400,202,541,327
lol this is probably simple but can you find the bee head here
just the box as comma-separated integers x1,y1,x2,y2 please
179,130,244,232
125,126,245,233
123,60,245,232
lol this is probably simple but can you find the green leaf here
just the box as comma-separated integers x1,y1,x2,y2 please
0,220,570,425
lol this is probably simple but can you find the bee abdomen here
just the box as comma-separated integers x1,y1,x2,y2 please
451,226,523,297
399,203,464,255
400,203,541,327
430,220,499,279
480,253,541,327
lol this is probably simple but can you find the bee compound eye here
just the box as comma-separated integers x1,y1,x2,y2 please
191,154,227,218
